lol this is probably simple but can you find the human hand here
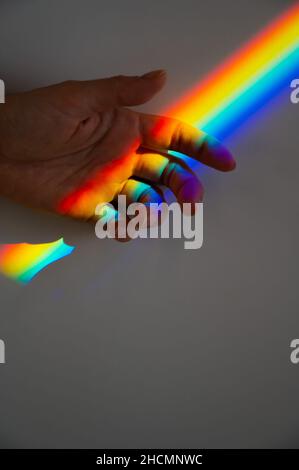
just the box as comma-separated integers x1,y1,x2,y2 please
0,70,235,220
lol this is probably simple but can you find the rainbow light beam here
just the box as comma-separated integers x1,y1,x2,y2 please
0,238,74,284
167,3,299,142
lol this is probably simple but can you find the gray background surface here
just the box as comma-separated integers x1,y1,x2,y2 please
0,0,298,448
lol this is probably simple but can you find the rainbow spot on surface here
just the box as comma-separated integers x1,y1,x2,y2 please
0,238,74,284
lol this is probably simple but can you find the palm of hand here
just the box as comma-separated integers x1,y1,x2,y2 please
0,73,235,220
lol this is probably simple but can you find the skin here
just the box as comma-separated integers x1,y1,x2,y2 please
0,70,236,225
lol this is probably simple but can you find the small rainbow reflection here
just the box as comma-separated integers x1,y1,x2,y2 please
0,238,74,284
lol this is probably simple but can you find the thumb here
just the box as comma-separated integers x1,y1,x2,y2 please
80,69,167,109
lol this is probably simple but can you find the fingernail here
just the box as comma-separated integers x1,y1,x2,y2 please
142,69,167,79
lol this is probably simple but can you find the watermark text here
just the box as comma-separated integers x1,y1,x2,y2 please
0,339,5,364
290,79,299,104
290,339,299,364
95,196,203,250
0,79,5,103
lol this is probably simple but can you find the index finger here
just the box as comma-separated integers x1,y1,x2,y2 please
139,113,236,172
